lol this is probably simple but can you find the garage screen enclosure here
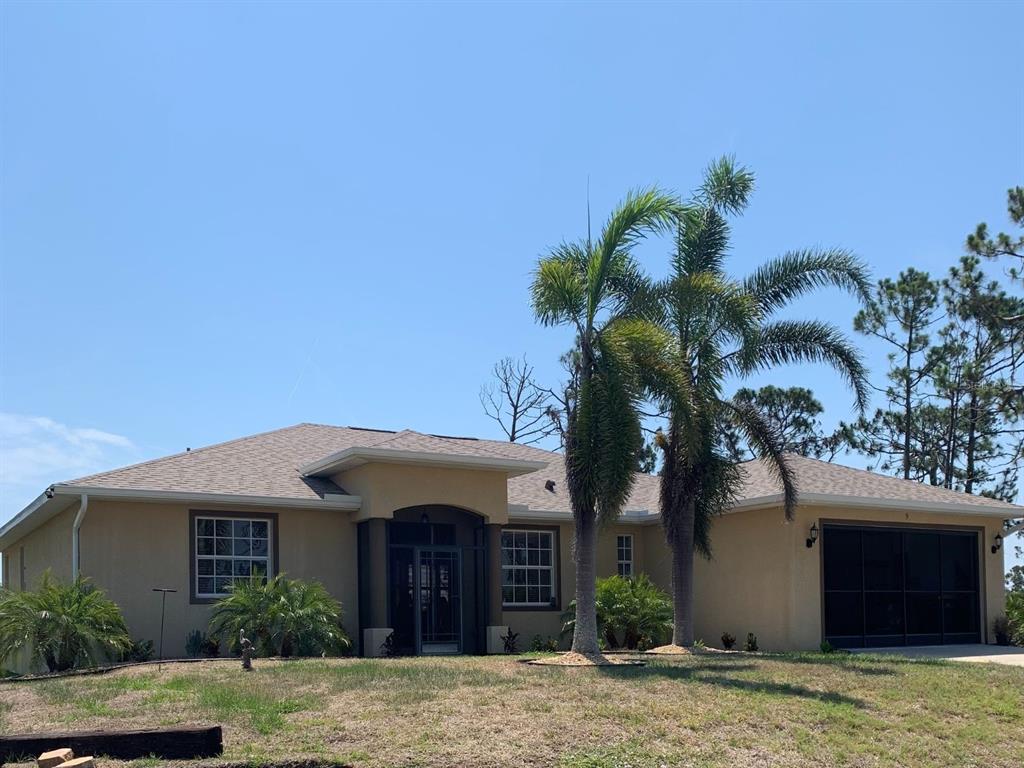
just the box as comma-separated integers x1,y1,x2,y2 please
822,523,981,648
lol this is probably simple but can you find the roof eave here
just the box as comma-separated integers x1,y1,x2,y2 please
301,447,548,478
50,484,363,511
728,492,1021,518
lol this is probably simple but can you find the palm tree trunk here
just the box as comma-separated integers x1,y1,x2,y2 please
669,498,696,647
570,512,601,655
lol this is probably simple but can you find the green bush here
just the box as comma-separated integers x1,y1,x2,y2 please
209,574,350,657
721,632,736,650
744,632,759,652
120,638,155,662
530,634,559,652
1006,591,1024,646
185,629,220,658
561,574,672,650
0,571,131,672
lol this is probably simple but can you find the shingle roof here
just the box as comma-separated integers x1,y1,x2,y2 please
62,423,1021,516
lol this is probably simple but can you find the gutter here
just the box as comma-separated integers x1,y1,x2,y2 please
71,493,88,578
50,484,362,511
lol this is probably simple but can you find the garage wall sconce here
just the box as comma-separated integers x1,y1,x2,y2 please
991,533,1003,554
806,523,819,549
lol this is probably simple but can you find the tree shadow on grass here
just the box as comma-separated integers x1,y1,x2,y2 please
760,653,902,676
596,663,866,708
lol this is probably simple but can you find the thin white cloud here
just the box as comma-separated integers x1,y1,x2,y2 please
0,413,138,523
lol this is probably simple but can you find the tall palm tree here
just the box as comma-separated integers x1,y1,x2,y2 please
531,188,678,656
652,158,871,647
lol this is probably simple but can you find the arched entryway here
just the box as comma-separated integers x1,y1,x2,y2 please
385,506,488,655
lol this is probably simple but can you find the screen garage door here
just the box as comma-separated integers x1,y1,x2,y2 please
822,525,981,648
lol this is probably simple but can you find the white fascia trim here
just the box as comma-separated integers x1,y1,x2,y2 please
728,492,1020,517
301,447,548,478
51,484,363,511
506,505,659,525
0,490,52,544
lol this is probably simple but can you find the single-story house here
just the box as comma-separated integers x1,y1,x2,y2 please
1,423,1019,666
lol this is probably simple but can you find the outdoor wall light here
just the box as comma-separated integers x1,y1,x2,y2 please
992,533,1003,554
806,523,819,549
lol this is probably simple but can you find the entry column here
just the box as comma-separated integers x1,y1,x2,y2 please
485,523,507,653
362,518,392,657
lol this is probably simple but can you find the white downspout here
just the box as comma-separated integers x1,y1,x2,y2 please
72,494,88,578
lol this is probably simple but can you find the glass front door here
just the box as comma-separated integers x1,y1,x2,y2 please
416,548,462,654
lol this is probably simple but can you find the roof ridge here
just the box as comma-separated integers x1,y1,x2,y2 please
64,422,317,485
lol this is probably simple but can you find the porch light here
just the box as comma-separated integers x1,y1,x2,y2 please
806,523,819,549
992,533,1003,554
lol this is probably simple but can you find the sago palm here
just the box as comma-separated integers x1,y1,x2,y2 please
209,573,349,657
271,576,349,657
651,157,871,647
0,571,131,672
532,187,679,656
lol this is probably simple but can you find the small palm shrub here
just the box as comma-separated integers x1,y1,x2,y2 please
0,571,131,672
745,632,759,652
561,574,672,650
209,574,350,657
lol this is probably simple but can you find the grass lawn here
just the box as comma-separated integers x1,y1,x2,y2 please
1,652,1021,768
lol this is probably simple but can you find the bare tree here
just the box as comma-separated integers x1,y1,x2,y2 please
480,356,557,445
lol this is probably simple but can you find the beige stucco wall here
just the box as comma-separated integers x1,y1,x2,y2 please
2,499,360,668
500,521,651,647
336,463,509,524
670,504,1007,651
5,504,76,591
0,485,1010,664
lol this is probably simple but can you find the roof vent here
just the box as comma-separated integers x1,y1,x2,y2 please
545,479,556,493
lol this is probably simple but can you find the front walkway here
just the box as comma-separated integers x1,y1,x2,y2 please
852,644,1024,667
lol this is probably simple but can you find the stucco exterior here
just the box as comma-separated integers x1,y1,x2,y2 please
0,424,1016,670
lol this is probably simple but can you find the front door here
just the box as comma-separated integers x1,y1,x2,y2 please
416,547,462,654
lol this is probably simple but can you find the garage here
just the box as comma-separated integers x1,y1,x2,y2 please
822,523,981,648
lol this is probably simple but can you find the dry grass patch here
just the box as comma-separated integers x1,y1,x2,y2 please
0,653,1021,767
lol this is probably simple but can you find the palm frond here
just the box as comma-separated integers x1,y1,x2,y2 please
589,188,678,323
743,248,872,316
741,319,870,413
697,155,755,215
721,398,799,519
531,242,588,329
674,206,731,276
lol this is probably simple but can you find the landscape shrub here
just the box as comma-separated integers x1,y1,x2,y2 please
0,571,131,672
530,634,559,652
561,574,672,650
1006,592,1024,646
744,632,759,652
501,629,519,653
720,632,736,650
209,574,350,657
186,629,221,658
120,638,155,662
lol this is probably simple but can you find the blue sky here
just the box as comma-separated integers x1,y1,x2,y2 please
1,2,1021,570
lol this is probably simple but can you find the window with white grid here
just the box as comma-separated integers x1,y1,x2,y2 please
501,529,555,607
194,516,272,598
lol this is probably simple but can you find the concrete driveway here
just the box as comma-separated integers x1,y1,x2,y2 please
852,644,1024,667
